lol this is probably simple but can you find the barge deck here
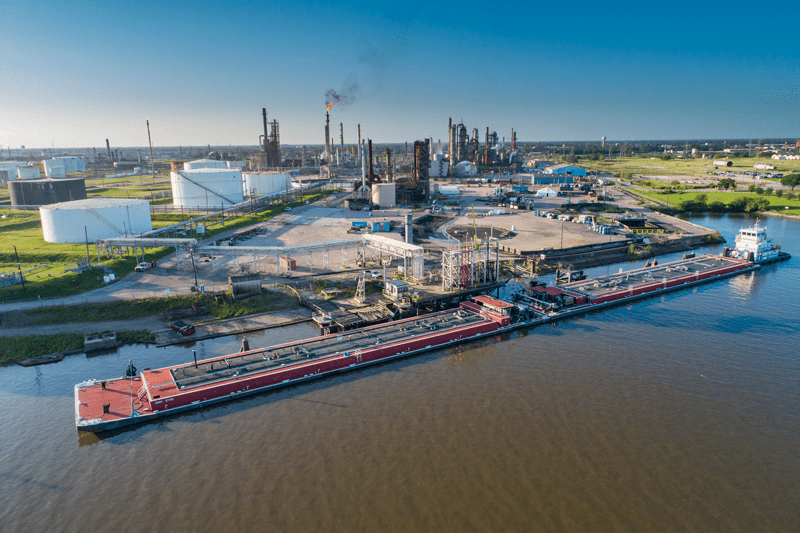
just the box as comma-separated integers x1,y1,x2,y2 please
76,254,762,433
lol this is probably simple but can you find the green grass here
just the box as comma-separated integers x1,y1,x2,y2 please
631,189,800,213
0,329,157,365
579,155,800,179
0,210,175,301
0,333,84,364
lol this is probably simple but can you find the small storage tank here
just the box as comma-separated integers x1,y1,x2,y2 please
243,172,292,197
40,198,152,243
52,156,86,172
184,158,227,170
43,159,66,178
754,163,776,170
226,161,247,169
0,161,29,184
10,178,87,206
16,166,41,180
371,183,396,208
713,160,732,167
171,168,244,208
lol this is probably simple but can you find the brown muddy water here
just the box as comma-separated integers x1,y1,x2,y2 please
0,215,798,532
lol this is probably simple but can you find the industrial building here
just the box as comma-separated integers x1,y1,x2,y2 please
40,198,152,243
10,178,87,207
170,168,244,209
525,174,574,185
544,164,586,177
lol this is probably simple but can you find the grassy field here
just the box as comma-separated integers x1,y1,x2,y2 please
628,188,800,214
579,155,800,178
0,210,173,302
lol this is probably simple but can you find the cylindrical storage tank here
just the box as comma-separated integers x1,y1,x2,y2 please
171,168,244,208
754,163,776,170
43,160,66,178
713,160,732,167
10,178,87,207
183,158,227,170
243,172,292,197
53,156,86,172
226,161,246,169
16,166,41,180
371,183,396,208
40,198,152,243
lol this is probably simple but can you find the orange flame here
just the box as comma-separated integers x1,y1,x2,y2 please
326,102,333,112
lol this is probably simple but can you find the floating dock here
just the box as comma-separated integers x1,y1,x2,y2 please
75,254,758,433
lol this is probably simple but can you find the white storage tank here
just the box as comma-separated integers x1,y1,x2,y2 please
243,172,292,197
40,198,152,243
184,158,227,170
43,159,66,178
171,168,244,208
371,183,396,208
16,166,41,180
53,156,86,172
226,161,247,169
0,161,29,184
713,160,732,167
754,163,776,170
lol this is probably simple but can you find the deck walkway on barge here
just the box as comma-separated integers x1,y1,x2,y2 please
164,308,488,391
562,255,751,303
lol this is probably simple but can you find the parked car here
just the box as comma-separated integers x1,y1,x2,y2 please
171,320,195,336
368,270,382,278
135,262,151,272
284,207,292,212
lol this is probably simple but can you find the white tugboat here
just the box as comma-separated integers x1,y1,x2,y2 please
725,220,791,264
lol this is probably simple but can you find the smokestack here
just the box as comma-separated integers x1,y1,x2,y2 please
405,214,413,244
361,140,366,189
262,109,268,153
357,124,361,164
386,148,392,181
106,139,112,160
485,127,490,165
511,129,516,151
367,139,374,183
448,118,453,169
339,123,344,155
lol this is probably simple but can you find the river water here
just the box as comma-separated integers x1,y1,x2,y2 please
1,215,798,532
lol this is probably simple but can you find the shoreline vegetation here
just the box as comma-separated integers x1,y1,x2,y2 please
0,290,299,365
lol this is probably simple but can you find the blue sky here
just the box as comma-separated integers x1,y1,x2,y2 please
1,0,798,149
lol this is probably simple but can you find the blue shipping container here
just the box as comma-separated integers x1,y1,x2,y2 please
371,222,390,232
352,221,367,228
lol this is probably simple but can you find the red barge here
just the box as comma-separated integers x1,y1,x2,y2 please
76,254,758,433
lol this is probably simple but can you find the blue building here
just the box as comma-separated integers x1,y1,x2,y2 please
544,164,587,177
531,175,573,185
